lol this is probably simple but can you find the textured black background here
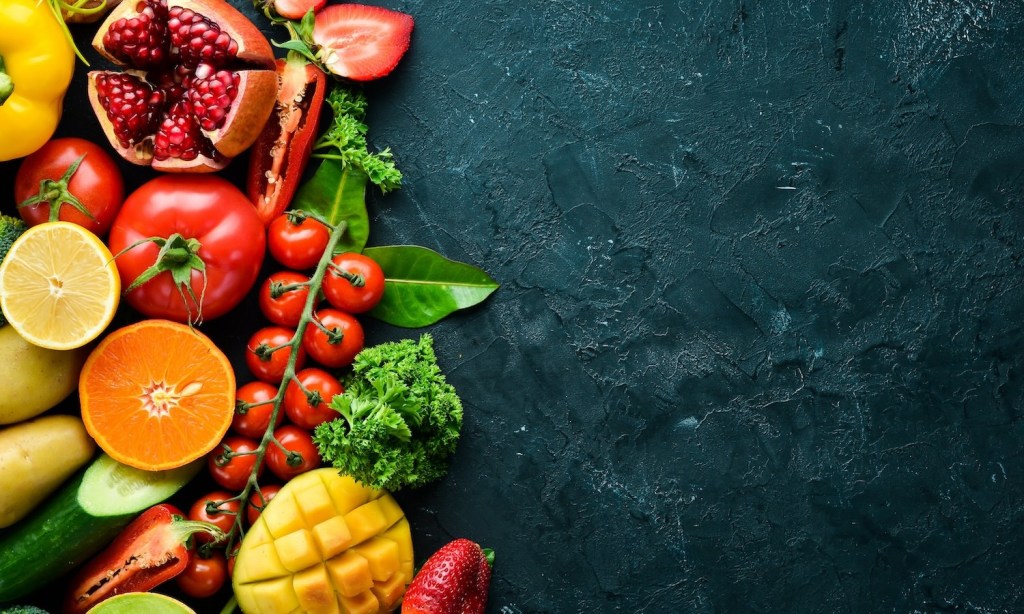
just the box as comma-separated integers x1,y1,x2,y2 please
2,0,1024,612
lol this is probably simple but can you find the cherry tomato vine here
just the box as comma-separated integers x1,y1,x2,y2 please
208,212,348,558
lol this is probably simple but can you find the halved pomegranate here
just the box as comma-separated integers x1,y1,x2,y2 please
87,0,277,172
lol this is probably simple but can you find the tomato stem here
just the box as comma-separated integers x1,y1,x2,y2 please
328,262,366,288
269,280,309,299
17,154,96,223
223,219,348,555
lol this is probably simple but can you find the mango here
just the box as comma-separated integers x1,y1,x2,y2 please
233,469,413,614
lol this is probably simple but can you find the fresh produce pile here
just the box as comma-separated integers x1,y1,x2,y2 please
0,1,497,612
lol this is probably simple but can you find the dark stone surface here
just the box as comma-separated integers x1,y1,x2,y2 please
2,0,1024,612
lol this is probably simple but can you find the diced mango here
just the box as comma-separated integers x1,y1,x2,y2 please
293,564,340,613
371,570,409,611
326,551,374,597
344,500,389,546
234,541,288,584
313,515,353,559
296,479,338,526
262,490,306,538
325,473,376,511
234,469,413,613
375,495,404,527
276,529,321,572
352,537,400,581
339,590,380,614
380,519,414,583
248,577,300,614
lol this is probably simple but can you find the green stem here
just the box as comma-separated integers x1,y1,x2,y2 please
44,0,90,65
0,56,12,106
218,596,238,614
224,218,348,556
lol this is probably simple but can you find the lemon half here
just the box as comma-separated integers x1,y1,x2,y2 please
0,222,120,350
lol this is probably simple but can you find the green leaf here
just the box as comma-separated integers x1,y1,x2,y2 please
292,158,370,253
363,246,499,328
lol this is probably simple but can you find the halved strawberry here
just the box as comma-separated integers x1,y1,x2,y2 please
271,0,325,21
311,4,413,81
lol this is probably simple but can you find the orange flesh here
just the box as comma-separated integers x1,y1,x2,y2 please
80,319,236,471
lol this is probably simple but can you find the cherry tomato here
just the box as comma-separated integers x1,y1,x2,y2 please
246,326,306,383
247,483,282,525
176,551,228,599
302,309,365,368
266,426,321,481
188,490,241,543
267,213,330,270
284,368,344,430
15,138,124,236
322,253,386,314
108,175,266,323
232,381,284,439
208,436,263,491
258,271,314,327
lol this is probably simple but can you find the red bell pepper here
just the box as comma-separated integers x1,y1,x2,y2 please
62,504,224,614
247,54,328,225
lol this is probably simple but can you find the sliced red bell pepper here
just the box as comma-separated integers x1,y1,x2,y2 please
62,504,224,614
247,54,328,225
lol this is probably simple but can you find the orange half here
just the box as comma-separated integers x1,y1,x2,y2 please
80,319,236,471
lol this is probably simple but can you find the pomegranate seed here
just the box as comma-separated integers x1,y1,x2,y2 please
167,7,238,68
189,63,238,131
154,100,203,161
102,0,169,69
94,73,164,148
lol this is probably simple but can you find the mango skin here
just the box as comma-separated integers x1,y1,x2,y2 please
0,325,87,425
0,414,96,528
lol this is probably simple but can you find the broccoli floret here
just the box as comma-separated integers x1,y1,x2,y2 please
0,215,27,328
0,606,51,614
313,334,464,491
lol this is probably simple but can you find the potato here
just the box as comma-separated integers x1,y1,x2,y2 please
0,325,87,425
0,415,96,528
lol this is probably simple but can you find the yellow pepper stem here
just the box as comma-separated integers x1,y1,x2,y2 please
0,56,12,106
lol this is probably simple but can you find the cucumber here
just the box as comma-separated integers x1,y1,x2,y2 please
0,454,200,603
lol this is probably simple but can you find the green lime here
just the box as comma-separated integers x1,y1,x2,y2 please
86,593,195,614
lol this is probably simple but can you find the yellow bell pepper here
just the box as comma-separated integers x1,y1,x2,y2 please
0,0,75,161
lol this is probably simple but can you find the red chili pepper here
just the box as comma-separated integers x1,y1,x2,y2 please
62,504,224,614
247,55,328,225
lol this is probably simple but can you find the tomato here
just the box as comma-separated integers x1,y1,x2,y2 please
266,425,321,481
258,271,314,327
322,252,386,314
188,490,241,543
302,309,365,368
267,213,330,270
176,551,228,599
284,367,344,430
232,381,284,439
246,326,306,384
208,436,263,491
108,175,266,323
15,138,124,237
246,483,282,525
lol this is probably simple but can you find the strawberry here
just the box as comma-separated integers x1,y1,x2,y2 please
311,4,414,81
271,0,325,21
402,538,494,614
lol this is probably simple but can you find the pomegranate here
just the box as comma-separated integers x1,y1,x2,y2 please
87,0,277,172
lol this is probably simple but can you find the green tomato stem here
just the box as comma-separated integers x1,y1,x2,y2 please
224,217,348,556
